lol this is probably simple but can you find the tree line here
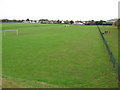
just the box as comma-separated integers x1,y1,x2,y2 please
1,19,120,27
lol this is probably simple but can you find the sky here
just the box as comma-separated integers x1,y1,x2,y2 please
0,0,119,21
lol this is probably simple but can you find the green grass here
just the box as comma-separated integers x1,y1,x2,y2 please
2,23,118,88
100,26,118,62
0,23,2,89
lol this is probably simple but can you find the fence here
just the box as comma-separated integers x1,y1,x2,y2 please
97,25,120,81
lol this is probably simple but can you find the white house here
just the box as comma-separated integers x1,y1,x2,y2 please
73,21,84,25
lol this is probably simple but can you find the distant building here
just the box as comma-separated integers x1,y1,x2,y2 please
61,20,64,24
73,21,84,25
107,19,118,23
23,21,30,23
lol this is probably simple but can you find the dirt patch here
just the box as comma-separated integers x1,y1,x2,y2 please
36,81,48,85
2,79,24,88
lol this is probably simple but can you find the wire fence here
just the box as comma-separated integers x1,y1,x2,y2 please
97,25,120,81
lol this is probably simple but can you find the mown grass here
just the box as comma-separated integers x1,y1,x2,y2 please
100,26,118,62
0,23,2,89
2,23,118,88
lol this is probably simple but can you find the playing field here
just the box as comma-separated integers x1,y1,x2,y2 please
2,23,118,88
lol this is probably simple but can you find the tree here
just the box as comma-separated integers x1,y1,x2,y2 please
2,19,9,23
70,20,74,24
57,20,62,24
99,20,104,25
95,20,106,25
64,20,70,24
26,18,30,21
117,19,120,29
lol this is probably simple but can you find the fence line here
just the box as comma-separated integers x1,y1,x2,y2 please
97,25,120,81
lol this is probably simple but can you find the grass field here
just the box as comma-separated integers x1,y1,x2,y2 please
2,23,118,88
100,26,118,62
0,23,2,89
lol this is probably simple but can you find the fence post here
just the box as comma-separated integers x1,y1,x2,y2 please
118,65,120,81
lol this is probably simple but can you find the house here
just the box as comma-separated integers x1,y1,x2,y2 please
73,21,84,25
23,21,30,23
107,19,118,23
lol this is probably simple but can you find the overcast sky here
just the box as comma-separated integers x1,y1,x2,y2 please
0,0,119,21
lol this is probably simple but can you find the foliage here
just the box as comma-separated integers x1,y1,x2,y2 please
70,20,74,24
